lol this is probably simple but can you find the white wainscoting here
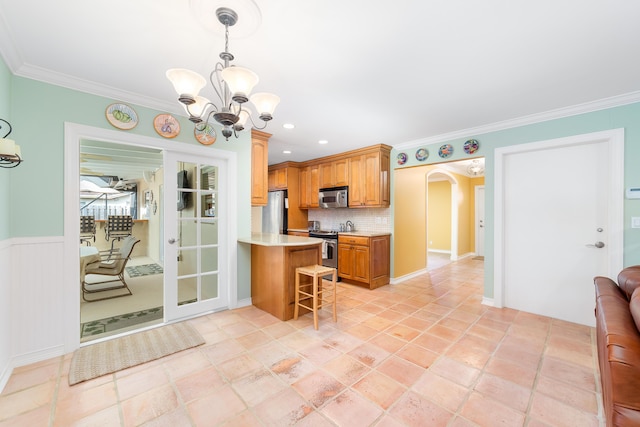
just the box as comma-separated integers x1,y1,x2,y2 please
0,239,12,392
10,236,66,368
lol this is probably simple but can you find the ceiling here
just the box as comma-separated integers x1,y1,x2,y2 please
2,1,640,166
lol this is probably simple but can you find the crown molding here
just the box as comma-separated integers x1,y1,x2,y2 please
14,63,182,114
394,91,640,151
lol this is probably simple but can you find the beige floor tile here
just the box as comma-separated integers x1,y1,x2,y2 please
0,258,606,427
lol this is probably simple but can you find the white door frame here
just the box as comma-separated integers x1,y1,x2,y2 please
474,185,485,257
493,128,624,308
63,123,238,352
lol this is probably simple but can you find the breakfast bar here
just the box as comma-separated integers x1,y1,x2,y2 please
238,233,323,321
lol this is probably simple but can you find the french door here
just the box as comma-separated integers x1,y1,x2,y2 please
163,151,229,321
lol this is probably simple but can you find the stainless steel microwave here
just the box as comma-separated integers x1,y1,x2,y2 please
319,186,348,208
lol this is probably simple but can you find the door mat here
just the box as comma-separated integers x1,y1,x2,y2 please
125,263,163,277
69,321,205,385
81,306,163,338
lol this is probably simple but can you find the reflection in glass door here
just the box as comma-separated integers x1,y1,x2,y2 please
164,152,228,320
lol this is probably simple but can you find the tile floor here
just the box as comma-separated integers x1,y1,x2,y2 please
0,258,604,426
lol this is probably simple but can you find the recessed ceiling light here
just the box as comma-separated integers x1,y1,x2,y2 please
283,123,295,129
318,140,328,145
283,150,291,154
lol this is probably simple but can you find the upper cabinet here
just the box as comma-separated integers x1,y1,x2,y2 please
319,158,349,189
268,166,288,191
299,164,319,209
251,130,271,206
348,146,390,208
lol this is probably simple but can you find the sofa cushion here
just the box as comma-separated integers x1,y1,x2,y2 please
618,266,640,300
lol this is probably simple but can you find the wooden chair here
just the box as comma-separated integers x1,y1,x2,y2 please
82,235,140,302
294,264,338,330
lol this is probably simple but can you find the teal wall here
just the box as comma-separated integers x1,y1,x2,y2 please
392,102,640,298
8,75,253,299
0,57,11,240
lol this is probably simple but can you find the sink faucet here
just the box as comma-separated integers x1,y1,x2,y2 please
345,220,354,232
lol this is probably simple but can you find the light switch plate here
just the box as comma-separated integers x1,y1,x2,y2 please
632,217,640,229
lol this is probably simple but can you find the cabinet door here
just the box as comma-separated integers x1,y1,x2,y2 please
363,151,381,206
299,167,309,208
275,168,288,189
348,155,364,207
353,245,370,283
268,169,276,191
334,159,349,187
251,131,270,206
319,162,334,188
309,165,319,208
337,244,353,278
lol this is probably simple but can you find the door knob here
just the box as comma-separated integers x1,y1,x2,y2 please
168,238,179,244
586,241,605,248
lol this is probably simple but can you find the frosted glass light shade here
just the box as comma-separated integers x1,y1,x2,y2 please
0,138,16,156
182,95,211,118
166,68,206,101
250,92,280,118
221,66,258,101
235,109,251,130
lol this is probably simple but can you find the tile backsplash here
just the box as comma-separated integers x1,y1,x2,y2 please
308,208,391,233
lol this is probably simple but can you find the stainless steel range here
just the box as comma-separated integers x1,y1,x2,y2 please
309,230,338,277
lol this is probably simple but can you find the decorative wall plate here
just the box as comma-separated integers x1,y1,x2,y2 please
105,103,138,130
397,152,408,165
415,148,429,161
438,143,454,159
463,139,480,155
153,114,180,138
194,124,217,145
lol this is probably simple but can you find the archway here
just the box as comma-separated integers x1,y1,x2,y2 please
425,169,459,269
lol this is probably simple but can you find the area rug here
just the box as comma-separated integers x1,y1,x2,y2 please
69,321,205,385
81,306,164,338
125,263,163,277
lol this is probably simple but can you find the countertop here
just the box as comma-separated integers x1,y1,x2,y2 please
338,231,391,237
287,229,392,237
238,233,323,247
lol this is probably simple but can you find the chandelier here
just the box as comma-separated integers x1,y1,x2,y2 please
467,159,485,176
0,118,22,169
166,7,280,140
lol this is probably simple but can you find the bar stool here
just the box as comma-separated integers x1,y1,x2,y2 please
294,264,338,330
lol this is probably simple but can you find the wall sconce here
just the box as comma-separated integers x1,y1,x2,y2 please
0,119,22,168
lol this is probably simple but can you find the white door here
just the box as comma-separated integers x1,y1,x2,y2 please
495,130,623,327
475,185,485,257
164,151,229,321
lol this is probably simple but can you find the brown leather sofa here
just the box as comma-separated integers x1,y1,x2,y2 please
594,266,640,426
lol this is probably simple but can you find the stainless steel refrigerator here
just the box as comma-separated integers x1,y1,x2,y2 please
262,190,288,234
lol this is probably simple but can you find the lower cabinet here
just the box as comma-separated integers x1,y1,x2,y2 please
338,234,390,289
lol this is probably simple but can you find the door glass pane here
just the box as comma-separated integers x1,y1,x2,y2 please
178,277,197,305
178,248,197,276
201,193,215,218
178,219,197,247
201,166,217,191
201,247,218,273
201,220,218,245
202,274,218,300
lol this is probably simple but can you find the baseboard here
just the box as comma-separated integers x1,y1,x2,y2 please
390,269,428,284
0,359,12,394
481,297,495,307
12,345,66,369
236,297,252,308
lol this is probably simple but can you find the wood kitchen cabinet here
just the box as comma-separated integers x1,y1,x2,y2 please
348,147,391,208
251,130,271,206
298,164,319,209
268,167,288,190
319,159,349,189
338,233,390,289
